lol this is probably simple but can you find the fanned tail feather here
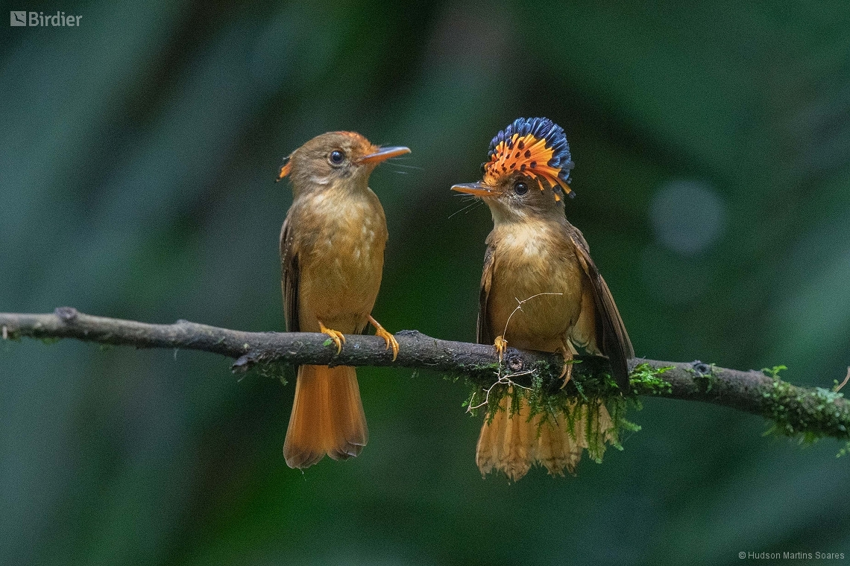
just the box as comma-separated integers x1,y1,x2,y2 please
535,408,583,476
476,388,616,480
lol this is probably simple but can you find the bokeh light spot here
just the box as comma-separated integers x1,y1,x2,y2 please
650,179,726,256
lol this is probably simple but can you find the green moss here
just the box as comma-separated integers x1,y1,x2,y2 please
686,363,717,393
250,361,290,386
463,358,646,466
762,365,787,379
629,363,674,396
761,377,850,455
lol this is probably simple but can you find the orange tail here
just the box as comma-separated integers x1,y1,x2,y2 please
476,388,597,480
283,364,368,469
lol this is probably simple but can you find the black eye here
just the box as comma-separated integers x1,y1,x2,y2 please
329,150,345,165
514,181,529,195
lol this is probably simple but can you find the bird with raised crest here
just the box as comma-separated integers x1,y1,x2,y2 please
452,117,633,480
276,131,410,469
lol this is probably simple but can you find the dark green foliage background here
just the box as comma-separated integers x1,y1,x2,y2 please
2,2,849,564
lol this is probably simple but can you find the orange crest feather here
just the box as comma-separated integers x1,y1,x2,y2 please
483,117,575,199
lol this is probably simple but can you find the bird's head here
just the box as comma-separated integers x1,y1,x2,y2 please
452,117,575,224
277,131,410,194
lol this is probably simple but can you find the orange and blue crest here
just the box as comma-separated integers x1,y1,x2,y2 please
484,117,575,200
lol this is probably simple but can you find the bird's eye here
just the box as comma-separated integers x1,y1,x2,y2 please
329,150,345,165
514,181,529,195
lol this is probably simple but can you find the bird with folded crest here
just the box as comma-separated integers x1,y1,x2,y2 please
277,131,410,469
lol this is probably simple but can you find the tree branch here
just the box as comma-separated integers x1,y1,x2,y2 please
1,307,848,445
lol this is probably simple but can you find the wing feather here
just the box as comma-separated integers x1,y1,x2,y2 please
566,224,634,391
476,241,496,345
280,212,299,333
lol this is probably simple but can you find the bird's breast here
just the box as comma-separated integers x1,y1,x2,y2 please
295,190,388,331
487,222,585,350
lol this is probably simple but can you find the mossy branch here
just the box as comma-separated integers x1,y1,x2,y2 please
1,308,849,446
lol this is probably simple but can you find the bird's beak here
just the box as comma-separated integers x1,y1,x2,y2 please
276,156,292,182
357,146,411,165
451,182,492,197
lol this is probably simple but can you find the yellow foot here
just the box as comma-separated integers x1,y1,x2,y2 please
558,344,574,389
494,335,508,361
318,320,346,354
368,315,399,361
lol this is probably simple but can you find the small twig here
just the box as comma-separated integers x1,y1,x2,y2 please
836,367,850,393
467,292,566,413
467,369,535,412
500,292,564,356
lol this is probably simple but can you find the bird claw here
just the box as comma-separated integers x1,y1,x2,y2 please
494,335,508,361
319,320,346,354
378,328,400,361
369,315,398,361
558,346,573,389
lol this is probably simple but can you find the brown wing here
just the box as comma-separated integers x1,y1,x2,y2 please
280,211,299,332
476,241,496,345
566,224,634,391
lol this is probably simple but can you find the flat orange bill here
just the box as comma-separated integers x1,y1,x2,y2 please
276,157,292,181
451,182,492,197
358,146,411,165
